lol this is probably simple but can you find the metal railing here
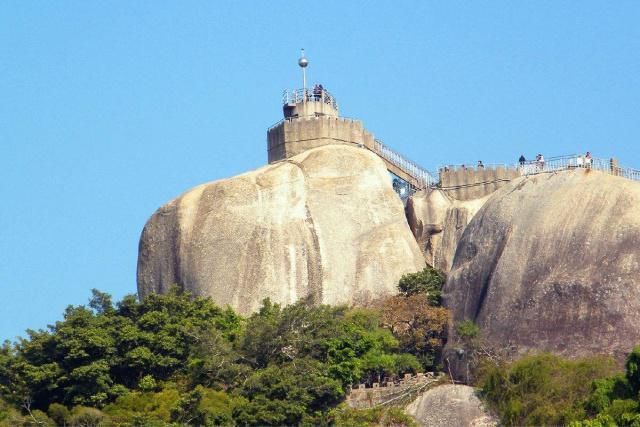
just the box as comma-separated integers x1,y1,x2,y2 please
439,163,510,172
517,154,640,181
282,88,339,110
438,154,640,184
618,166,640,181
373,139,436,189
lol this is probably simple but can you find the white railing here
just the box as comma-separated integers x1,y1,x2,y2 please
619,166,640,181
282,88,338,110
517,154,640,181
439,163,510,172
436,154,640,186
373,139,436,189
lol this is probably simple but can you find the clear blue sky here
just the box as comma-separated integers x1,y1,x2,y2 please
2,2,639,341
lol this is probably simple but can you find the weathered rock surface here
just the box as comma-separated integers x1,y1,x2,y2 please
137,145,425,314
405,384,497,427
445,169,640,362
406,189,488,272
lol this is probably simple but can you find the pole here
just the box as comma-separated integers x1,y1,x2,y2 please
299,49,309,104
303,67,306,93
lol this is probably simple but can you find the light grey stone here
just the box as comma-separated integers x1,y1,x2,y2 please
137,144,425,314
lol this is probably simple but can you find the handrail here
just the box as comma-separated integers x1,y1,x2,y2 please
440,154,640,184
282,88,338,111
373,139,437,189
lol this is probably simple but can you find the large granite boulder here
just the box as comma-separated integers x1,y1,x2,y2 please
405,384,497,427
445,169,640,362
407,189,489,272
137,145,425,314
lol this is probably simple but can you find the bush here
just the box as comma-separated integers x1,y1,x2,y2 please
397,267,445,305
103,387,181,424
331,405,417,427
69,406,108,427
455,320,480,340
137,375,157,392
480,353,617,426
47,403,70,426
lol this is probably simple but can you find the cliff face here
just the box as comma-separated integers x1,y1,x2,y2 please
137,145,425,314
444,169,640,362
406,189,488,272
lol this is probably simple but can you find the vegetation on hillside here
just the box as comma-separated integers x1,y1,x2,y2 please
476,347,640,426
0,266,448,426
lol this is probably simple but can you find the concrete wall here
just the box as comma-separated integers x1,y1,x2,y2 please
267,116,376,163
439,166,520,201
267,115,424,189
284,98,338,118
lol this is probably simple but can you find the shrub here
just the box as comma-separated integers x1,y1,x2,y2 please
455,320,480,340
47,403,70,426
137,375,157,392
480,353,616,426
331,405,417,427
69,406,108,427
397,267,445,305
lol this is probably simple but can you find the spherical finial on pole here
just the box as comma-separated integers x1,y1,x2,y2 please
298,48,308,93
298,48,309,68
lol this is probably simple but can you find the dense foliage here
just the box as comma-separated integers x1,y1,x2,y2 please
396,266,445,305
0,271,449,426
480,353,617,426
481,347,640,426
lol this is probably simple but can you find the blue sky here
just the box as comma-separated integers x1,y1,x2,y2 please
1,2,639,341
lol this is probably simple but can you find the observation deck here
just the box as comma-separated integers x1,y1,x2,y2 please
267,87,435,191
282,88,339,119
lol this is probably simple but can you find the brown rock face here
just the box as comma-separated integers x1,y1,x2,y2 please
444,169,640,362
137,145,425,314
406,189,488,272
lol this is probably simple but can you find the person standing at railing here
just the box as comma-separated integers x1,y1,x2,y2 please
318,84,324,103
313,84,321,101
477,160,485,169
585,151,592,168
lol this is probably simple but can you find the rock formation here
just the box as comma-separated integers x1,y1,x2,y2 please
444,169,640,363
405,384,497,427
406,189,489,272
137,145,425,314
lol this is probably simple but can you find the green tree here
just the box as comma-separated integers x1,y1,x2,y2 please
46,403,70,426
397,266,445,305
625,346,640,394
1,289,430,424
481,353,617,426
103,387,181,425
1,287,243,410
234,359,342,426
170,385,240,426
68,406,108,427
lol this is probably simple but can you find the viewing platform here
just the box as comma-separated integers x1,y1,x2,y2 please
267,52,640,198
437,154,640,200
282,88,339,118
268,86,436,191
